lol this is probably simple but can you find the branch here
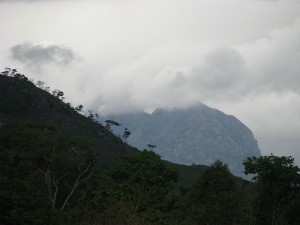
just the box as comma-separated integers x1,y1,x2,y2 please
60,163,94,211
38,167,56,210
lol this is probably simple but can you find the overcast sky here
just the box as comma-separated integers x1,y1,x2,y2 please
1,0,300,165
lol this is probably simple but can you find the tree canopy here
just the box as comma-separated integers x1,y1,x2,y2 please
243,155,300,225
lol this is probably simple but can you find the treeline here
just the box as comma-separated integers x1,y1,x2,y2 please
0,68,131,143
0,120,299,225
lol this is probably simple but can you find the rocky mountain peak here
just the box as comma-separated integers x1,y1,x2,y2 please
106,104,261,177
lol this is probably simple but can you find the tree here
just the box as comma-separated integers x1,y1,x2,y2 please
52,89,65,101
104,120,121,131
87,110,94,120
74,104,84,113
123,128,131,143
243,155,300,225
187,160,243,225
36,80,45,89
0,121,97,224
44,86,51,92
147,144,157,150
36,145,94,212
1,67,28,80
0,67,17,76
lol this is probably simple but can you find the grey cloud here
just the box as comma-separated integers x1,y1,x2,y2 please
253,0,293,1
180,47,247,101
237,17,300,94
0,0,79,2
165,48,246,102
199,48,245,89
87,47,247,115
10,42,78,67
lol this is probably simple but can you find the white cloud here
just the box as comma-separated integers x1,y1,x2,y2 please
1,0,300,164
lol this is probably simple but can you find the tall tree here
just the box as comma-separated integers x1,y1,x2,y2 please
104,120,121,131
243,155,300,225
123,128,131,143
187,160,244,225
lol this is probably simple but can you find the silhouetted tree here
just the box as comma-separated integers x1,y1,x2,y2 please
1,67,17,76
104,120,121,131
52,89,65,101
147,144,157,150
74,104,84,113
123,128,131,143
36,80,45,89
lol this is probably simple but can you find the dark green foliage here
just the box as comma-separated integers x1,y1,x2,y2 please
244,155,300,225
180,160,250,225
285,192,300,225
0,121,98,225
1,71,300,225
244,155,300,199
0,75,136,166
109,150,178,224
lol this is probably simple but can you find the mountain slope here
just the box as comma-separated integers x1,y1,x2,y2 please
106,104,261,176
0,75,135,164
0,74,208,187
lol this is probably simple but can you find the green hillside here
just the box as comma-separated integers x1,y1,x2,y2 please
0,74,135,165
1,71,299,225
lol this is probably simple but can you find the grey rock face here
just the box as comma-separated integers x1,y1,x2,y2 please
106,103,261,176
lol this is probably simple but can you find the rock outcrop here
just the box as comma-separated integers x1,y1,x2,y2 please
106,104,261,176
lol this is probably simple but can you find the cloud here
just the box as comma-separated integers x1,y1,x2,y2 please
189,48,246,99
83,14,299,114
1,0,300,164
0,0,79,2
83,46,246,115
237,17,300,94
10,42,79,67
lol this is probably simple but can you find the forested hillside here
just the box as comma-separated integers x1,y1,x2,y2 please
0,69,299,225
0,72,134,164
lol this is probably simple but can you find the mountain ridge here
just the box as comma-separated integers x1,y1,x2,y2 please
105,103,261,176
0,73,208,188
0,74,136,165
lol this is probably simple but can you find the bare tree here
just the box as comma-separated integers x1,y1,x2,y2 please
37,145,94,211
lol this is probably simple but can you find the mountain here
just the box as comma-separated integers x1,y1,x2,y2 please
1,74,298,225
0,74,135,164
0,74,207,187
105,104,261,176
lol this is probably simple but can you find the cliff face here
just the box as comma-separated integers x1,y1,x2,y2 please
107,104,261,176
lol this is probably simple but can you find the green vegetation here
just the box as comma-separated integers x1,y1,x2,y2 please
244,155,300,225
0,70,299,225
